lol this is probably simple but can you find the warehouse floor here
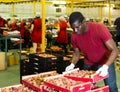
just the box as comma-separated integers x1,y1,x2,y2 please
0,64,120,90
0,65,20,87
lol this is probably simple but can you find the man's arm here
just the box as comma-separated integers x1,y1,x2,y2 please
65,48,80,71
71,48,80,65
95,38,119,77
104,38,119,66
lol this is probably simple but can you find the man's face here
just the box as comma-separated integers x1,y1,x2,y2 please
71,19,87,34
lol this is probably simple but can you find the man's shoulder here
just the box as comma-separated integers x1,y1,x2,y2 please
89,22,106,30
88,21,103,26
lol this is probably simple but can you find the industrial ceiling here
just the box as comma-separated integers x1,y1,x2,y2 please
0,0,120,8
0,0,119,3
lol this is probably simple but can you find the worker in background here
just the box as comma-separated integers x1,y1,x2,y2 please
65,12,119,92
0,16,10,51
0,16,8,27
30,12,42,53
114,17,120,46
45,18,53,49
64,15,73,51
20,19,30,48
103,17,110,26
55,16,69,54
6,18,12,30
11,19,19,30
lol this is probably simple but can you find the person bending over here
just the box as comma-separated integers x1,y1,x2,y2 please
65,11,119,92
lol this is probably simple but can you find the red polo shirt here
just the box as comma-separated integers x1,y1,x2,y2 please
71,22,112,65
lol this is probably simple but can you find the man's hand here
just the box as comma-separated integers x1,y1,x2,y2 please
96,64,109,77
65,63,75,71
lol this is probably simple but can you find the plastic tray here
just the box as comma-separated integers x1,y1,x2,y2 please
22,71,57,92
63,69,109,83
44,74,92,92
91,86,109,92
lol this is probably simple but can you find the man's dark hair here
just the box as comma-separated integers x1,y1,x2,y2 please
69,12,85,25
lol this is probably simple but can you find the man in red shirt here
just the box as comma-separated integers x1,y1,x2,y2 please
65,12,118,92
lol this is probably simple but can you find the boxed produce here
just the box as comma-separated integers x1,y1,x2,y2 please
37,53,57,59
50,46,63,52
66,54,84,59
0,84,36,92
43,85,109,92
63,68,109,83
22,71,58,92
44,74,92,92
29,53,57,59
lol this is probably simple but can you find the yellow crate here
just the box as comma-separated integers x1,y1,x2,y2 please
8,55,15,66
14,54,19,65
